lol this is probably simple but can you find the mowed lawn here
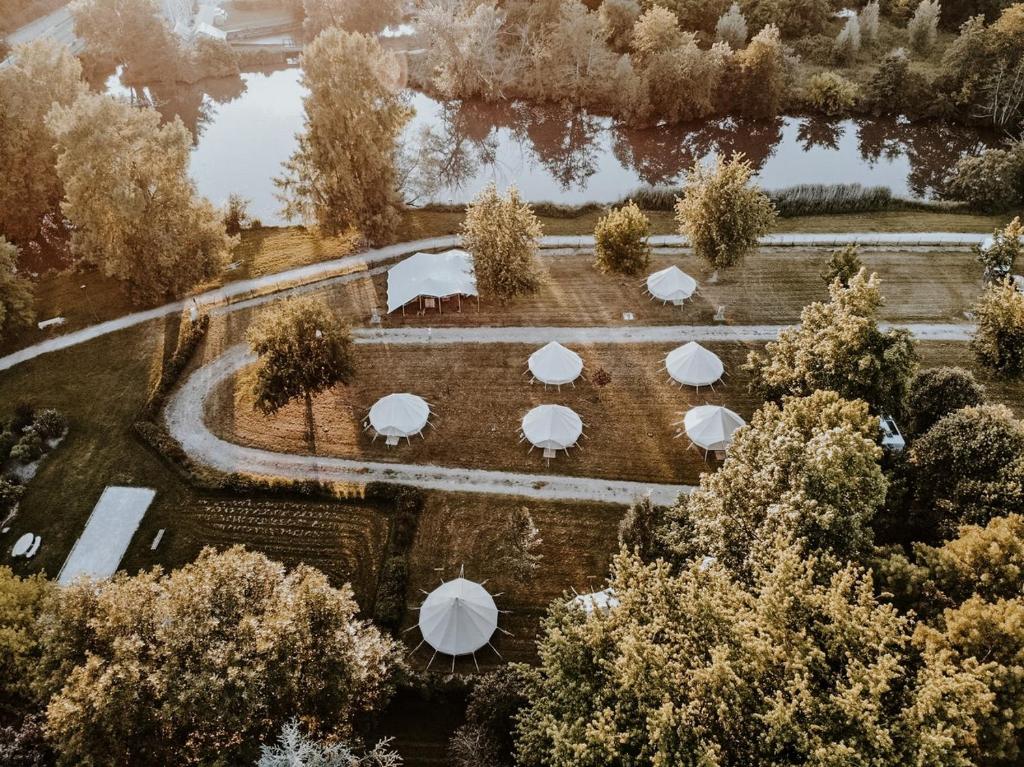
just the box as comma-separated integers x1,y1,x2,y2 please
313,247,982,329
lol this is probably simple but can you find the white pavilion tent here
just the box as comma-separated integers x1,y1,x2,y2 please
665,342,724,389
521,404,584,457
679,405,746,456
646,265,697,304
417,577,499,666
528,342,583,387
366,393,431,446
387,249,477,314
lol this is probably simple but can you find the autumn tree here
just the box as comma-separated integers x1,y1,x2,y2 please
738,0,831,36
0,567,52,719
728,24,788,116
277,29,411,244
978,217,1024,282
302,0,404,38
972,279,1024,376
617,494,671,563
0,40,85,247
820,243,862,286
675,153,776,271
38,547,400,767
48,93,231,304
910,404,1024,535
663,391,887,582
461,184,543,299
593,201,651,275
515,549,993,766
745,270,917,414
0,239,35,343
71,0,183,81
247,296,355,421
641,0,730,34
905,366,986,436
449,667,527,767
599,0,641,50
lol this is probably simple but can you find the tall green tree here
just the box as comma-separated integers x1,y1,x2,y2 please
47,93,231,304
745,270,918,415
277,29,412,244
674,153,776,270
461,184,543,299
905,366,986,437
247,296,356,418
664,390,887,582
0,239,35,343
39,547,400,767
0,40,85,246
972,278,1024,377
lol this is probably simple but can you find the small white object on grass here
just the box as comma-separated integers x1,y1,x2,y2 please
11,532,34,557
713,305,726,322
37,317,67,330
150,528,165,550
622,312,635,321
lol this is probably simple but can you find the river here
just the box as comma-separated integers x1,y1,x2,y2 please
104,66,997,227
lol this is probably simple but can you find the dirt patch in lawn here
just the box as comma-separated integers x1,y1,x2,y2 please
208,342,763,486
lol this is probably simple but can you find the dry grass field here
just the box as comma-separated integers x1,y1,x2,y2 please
209,342,762,486
314,248,981,329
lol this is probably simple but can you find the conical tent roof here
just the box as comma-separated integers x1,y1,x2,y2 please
647,265,697,302
529,342,583,386
665,342,724,387
369,393,430,437
418,577,498,656
683,405,746,451
521,404,583,450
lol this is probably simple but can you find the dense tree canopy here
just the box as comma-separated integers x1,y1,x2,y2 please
37,547,400,767
48,93,231,304
461,184,543,299
972,279,1024,376
71,0,183,81
664,391,887,582
905,366,986,436
593,200,651,275
0,40,85,247
301,0,404,39
277,29,411,244
0,239,35,343
745,270,918,414
247,296,355,415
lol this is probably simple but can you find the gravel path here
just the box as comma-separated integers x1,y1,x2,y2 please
165,345,692,505
0,232,985,373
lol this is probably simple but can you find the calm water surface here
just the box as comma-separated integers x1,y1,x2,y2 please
105,67,996,226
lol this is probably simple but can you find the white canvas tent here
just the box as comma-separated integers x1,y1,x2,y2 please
646,265,697,304
665,342,724,388
387,249,477,314
367,393,431,445
521,405,583,456
679,405,745,456
528,342,583,387
417,577,499,664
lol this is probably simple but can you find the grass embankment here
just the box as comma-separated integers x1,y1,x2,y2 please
7,208,1009,358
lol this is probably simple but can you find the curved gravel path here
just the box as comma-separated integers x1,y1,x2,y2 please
165,344,692,505
0,232,984,373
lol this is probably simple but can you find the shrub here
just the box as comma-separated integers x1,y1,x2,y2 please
462,184,543,300
905,367,986,436
10,430,43,464
10,402,34,433
978,217,1024,283
0,478,25,515
821,244,863,287
715,3,748,48
791,33,835,65
972,279,1024,376
222,193,250,236
806,71,860,115
769,183,896,215
833,14,862,63
908,0,940,54
863,47,931,116
31,409,67,441
599,0,641,50
593,201,651,275
373,555,409,631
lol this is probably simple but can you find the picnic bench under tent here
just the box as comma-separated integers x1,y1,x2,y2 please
415,575,500,670
528,342,583,387
646,265,697,304
678,404,746,458
366,393,432,446
521,404,584,458
665,342,724,389
387,249,478,314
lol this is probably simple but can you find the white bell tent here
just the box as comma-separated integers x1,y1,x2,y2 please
366,393,432,446
387,249,477,314
521,404,584,456
528,342,583,387
646,265,697,304
679,405,746,456
664,342,724,389
416,575,500,670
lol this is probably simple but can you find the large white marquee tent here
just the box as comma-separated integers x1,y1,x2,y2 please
367,393,431,445
417,577,499,664
521,404,584,454
386,249,477,314
528,342,583,387
646,265,697,304
665,342,724,389
680,405,746,455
